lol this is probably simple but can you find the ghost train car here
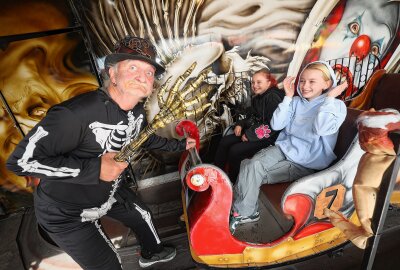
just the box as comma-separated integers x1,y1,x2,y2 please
177,70,400,268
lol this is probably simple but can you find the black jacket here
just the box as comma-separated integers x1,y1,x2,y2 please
6,89,185,209
236,86,285,142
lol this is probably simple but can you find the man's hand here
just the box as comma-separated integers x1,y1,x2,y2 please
327,81,349,98
186,137,197,150
283,76,296,98
100,152,128,182
241,134,248,142
234,126,242,136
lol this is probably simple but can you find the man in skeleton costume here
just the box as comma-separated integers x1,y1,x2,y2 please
6,36,196,269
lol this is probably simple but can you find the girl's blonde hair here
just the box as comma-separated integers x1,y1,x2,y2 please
304,63,332,82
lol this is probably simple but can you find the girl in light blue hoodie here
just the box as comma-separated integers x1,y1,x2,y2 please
230,61,348,233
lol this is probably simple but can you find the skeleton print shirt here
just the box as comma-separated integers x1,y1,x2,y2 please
6,89,185,209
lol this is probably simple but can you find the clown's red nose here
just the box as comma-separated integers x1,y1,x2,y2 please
349,35,371,61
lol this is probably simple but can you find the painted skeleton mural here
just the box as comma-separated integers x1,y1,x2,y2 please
79,0,317,151
197,0,318,80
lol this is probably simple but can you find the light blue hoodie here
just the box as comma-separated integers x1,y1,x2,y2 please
270,61,347,170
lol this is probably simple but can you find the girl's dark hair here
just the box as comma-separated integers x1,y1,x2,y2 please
253,68,277,87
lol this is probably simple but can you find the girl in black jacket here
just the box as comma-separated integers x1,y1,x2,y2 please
214,69,285,183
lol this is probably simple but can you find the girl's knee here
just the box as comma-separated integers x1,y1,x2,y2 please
229,145,248,158
248,158,263,169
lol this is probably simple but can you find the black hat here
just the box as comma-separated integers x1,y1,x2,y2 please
105,36,165,76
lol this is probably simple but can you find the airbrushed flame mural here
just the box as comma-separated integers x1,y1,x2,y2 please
0,0,399,201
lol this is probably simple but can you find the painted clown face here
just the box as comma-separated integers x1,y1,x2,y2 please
318,0,399,97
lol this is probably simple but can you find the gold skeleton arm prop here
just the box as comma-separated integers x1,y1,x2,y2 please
114,62,211,162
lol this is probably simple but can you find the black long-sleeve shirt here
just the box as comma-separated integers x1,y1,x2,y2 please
6,89,185,209
236,86,285,141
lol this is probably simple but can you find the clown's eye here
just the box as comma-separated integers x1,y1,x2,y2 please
348,22,360,35
371,44,380,56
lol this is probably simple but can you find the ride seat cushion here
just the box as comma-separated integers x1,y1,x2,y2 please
260,182,290,211
371,73,400,111
333,108,363,161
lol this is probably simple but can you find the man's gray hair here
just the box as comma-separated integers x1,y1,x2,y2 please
102,63,119,88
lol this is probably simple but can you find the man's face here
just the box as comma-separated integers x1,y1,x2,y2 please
109,59,156,101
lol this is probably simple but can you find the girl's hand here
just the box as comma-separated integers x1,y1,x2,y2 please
283,77,296,98
241,134,248,142
234,126,242,136
327,81,349,98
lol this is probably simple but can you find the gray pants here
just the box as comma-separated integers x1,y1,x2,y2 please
233,145,315,216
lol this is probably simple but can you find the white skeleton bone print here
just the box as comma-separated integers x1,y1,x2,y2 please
81,111,144,222
89,111,143,153
17,126,80,177
81,179,120,222
135,203,161,244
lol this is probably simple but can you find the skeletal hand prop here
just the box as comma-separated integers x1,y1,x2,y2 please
114,62,212,162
